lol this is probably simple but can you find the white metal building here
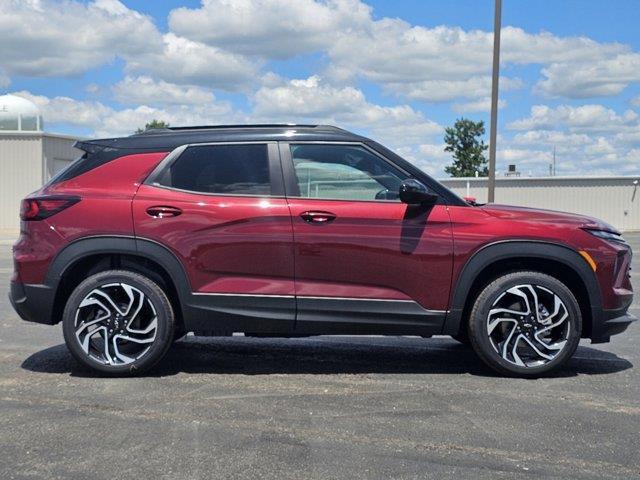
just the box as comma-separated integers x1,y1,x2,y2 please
0,94,82,232
440,176,640,232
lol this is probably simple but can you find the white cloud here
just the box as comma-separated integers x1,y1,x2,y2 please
584,137,616,156
0,0,160,77
630,95,640,108
169,0,371,58
411,143,451,175
113,76,215,106
507,104,639,133
493,143,632,177
0,70,9,88
14,91,115,134
84,83,100,95
0,1,259,91
511,130,592,148
452,97,507,113
13,90,239,138
167,2,640,101
124,33,260,91
613,129,640,148
499,104,640,176
4,0,640,104
325,21,497,100
325,22,633,101
382,77,521,103
536,53,640,98
252,75,450,173
252,75,442,147
500,28,626,65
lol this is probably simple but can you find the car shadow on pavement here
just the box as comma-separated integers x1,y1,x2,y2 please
21,337,633,378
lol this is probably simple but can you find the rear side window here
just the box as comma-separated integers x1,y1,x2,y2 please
157,144,271,195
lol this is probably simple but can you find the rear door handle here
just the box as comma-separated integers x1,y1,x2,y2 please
146,206,182,218
300,211,336,224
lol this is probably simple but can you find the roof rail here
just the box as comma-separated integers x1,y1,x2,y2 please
134,124,347,135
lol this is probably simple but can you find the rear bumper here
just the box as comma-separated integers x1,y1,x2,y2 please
9,281,56,325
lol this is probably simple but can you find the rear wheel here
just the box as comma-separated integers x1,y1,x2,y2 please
467,271,581,377
62,270,175,375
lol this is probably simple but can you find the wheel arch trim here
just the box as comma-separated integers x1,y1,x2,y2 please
442,240,603,337
45,235,192,322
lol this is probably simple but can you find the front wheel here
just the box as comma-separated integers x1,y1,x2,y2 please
467,271,582,377
62,270,175,375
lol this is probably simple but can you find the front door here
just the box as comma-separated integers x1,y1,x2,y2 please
280,142,453,334
133,142,295,334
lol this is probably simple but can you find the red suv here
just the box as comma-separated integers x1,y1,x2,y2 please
9,125,635,376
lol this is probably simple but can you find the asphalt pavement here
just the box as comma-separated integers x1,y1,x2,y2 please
0,234,639,479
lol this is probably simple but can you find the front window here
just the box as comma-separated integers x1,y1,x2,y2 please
290,144,407,201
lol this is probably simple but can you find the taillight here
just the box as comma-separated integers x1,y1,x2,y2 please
20,195,80,221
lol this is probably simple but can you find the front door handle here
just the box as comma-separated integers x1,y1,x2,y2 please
146,206,182,218
300,211,336,224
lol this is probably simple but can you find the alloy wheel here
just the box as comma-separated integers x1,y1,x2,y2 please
74,282,158,366
487,284,570,368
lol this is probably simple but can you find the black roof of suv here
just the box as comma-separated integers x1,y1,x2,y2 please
77,124,368,152
62,124,466,206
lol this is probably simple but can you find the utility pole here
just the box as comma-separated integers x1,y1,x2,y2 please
487,0,502,203
552,145,556,176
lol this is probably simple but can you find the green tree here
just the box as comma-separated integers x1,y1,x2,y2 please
135,119,170,134
443,118,489,177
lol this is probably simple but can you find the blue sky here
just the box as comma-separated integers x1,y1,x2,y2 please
2,0,639,177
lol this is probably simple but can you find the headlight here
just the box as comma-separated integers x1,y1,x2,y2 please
583,228,627,244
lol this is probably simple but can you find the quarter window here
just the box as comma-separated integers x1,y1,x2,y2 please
158,144,271,195
290,144,407,201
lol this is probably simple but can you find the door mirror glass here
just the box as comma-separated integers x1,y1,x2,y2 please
399,179,438,206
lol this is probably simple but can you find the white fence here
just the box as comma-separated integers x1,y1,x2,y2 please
439,176,640,232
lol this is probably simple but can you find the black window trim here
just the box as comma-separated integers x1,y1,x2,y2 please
143,141,286,198
278,140,444,204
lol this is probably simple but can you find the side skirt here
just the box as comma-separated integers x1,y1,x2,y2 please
185,293,296,336
295,296,447,336
184,293,447,337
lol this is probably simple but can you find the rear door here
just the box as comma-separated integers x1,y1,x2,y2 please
280,142,453,334
133,142,295,333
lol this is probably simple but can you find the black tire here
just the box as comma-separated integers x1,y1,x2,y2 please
467,271,581,377
62,270,175,375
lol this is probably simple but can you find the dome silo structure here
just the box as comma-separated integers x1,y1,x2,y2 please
0,94,82,233
0,94,43,132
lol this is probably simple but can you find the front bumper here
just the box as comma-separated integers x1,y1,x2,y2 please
9,281,56,325
590,302,637,343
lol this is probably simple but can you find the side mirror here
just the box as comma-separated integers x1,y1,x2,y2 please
399,179,438,206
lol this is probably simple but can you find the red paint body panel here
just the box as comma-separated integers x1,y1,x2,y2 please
448,204,631,310
287,200,453,310
13,152,167,284
132,184,295,295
